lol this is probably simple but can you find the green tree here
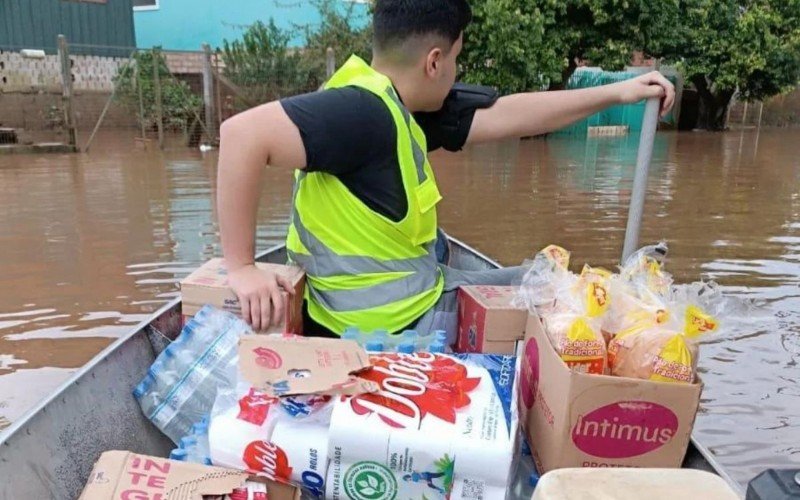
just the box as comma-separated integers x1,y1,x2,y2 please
669,0,800,130
221,20,314,105
115,50,202,132
460,0,681,94
298,0,372,89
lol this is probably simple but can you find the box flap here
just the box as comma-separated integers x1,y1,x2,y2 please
182,258,304,290
239,336,378,397
461,285,526,309
79,451,248,500
79,451,301,500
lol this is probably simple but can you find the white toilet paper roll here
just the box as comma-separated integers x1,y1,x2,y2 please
325,459,347,500
270,419,330,495
328,397,392,463
208,405,278,471
450,437,514,485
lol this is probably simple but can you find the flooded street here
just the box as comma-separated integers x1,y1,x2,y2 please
1,128,799,487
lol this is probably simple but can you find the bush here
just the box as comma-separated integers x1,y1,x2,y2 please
115,49,202,132
220,0,372,105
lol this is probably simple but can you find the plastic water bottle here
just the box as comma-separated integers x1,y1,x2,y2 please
342,326,360,341
434,330,447,343
192,421,211,465
133,306,251,444
397,342,415,354
429,341,445,353
365,339,384,352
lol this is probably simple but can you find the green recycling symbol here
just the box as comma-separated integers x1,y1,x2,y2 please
343,461,398,500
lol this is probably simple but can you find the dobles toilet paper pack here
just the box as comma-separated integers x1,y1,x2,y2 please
325,352,519,500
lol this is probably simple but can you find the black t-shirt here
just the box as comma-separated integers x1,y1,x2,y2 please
280,83,497,221
280,83,498,337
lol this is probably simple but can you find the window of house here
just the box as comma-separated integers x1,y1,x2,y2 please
133,0,159,10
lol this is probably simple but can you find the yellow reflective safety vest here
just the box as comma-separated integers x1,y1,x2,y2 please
286,55,444,334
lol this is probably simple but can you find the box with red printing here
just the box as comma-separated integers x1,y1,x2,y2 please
456,285,527,354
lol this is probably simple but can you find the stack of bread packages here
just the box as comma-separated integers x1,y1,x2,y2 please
514,243,721,384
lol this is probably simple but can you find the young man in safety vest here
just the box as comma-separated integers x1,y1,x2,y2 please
217,0,675,337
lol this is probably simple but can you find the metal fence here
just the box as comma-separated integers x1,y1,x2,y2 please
0,34,338,152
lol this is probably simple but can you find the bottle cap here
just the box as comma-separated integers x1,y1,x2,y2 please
169,448,188,461
365,340,384,352
397,342,415,354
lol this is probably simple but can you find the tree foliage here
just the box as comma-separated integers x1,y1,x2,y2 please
220,0,371,103
460,0,681,93
221,20,314,103
670,0,800,129
299,0,372,89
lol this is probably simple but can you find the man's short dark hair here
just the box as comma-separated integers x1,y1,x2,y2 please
373,0,472,54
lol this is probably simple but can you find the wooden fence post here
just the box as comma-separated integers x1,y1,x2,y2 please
326,47,336,79
202,43,217,143
57,35,78,150
152,49,164,149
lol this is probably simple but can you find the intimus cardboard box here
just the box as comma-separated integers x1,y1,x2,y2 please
181,258,305,334
457,286,527,354
78,450,300,500
519,314,702,472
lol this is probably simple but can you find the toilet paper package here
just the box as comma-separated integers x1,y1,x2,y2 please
325,352,519,500
209,381,333,497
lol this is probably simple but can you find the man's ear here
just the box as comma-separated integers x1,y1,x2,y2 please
425,47,443,77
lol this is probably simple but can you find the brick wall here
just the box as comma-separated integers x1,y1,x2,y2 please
0,91,138,130
0,50,127,92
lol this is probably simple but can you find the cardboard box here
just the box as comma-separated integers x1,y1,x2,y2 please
519,314,702,472
78,450,300,500
456,285,528,353
239,335,378,397
181,258,305,334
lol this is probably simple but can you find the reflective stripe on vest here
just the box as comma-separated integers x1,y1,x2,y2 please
288,175,438,312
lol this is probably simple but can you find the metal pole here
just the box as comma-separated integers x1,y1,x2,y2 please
57,34,78,150
742,101,749,126
136,62,147,139
214,52,223,130
325,47,335,79
756,100,764,129
621,97,661,264
152,49,164,149
202,43,216,143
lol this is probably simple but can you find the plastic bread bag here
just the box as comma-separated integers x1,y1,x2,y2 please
602,274,669,344
513,244,573,314
542,278,610,375
620,241,672,296
608,305,719,383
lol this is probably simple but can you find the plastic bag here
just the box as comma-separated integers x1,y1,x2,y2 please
513,244,572,314
133,305,251,443
602,274,668,344
620,241,672,296
608,305,718,383
544,313,607,374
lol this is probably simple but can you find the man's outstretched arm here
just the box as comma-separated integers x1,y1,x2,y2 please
217,102,305,331
467,71,675,144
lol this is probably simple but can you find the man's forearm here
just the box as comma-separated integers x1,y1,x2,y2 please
217,118,266,271
468,84,619,143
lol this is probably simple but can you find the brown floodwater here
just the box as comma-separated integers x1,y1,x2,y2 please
1,129,799,487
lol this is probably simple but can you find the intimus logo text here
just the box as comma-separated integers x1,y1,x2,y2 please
571,401,679,459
